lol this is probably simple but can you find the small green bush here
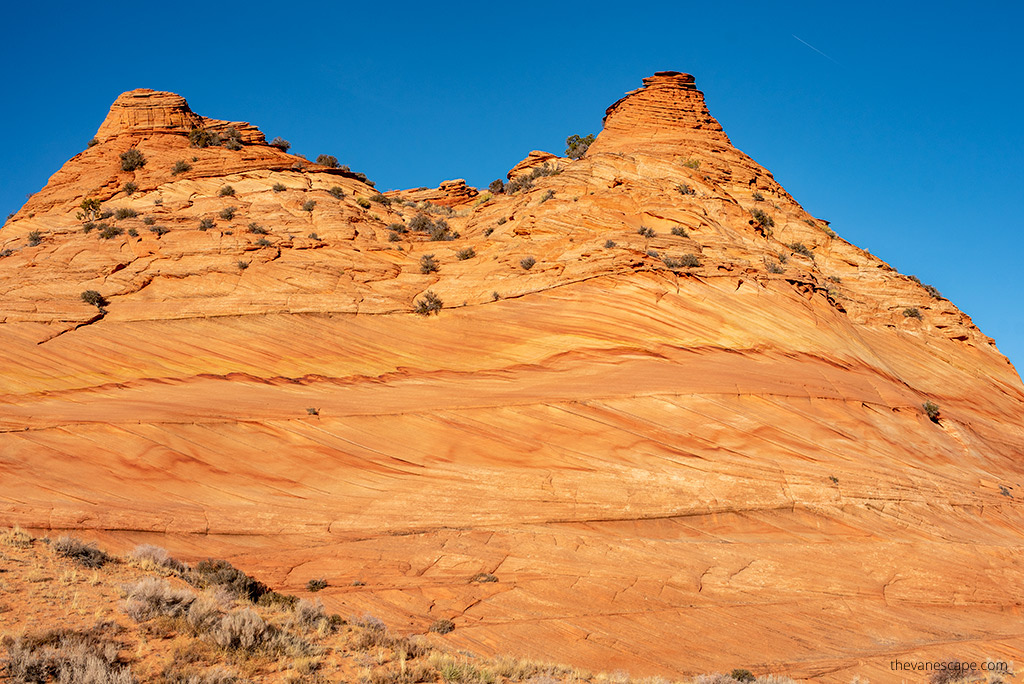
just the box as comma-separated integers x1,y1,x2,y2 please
127,228,138,237
302,199,316,212
198,218,214,231
637,226,655,238
429,618,455,635
671,226,688,237
539,189,555,203
419,254,439,274
52,536,109,568
328,186,345,199
730,669,756,683
469,573,498,583
520,256,536,270
247,223,269,235
188,128,220,148
663,253,700,269
272,182,287,192
766,260,785,274
114,207,138,219
220,206,237,220
27,231,42,246
681,158,700,170
120,148,146,171
237,260,249,270
308,233,319,240
306,578,328,592
219,185,236,197
370,193,391,206
122,181,138,195
565,133,595,160
99,225,124,239
256,238,272,247
923,400,940,422
269,137,291,152
149,226,169,236
83,222,95,233
604,239,616,248
903,307,922,319
316,154,339,168
489,179,505,194
80,290,107,307
752,191,764,201
88,137,99,147
171,160,192,175
456,247,476,260
788,242,813,258
428,219,456,241
143,216,156,225
750,208,774,228
414,290,443,315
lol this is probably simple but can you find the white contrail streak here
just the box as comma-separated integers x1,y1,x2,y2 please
792,34,839,64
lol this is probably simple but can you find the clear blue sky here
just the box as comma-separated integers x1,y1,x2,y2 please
2,1,1021,376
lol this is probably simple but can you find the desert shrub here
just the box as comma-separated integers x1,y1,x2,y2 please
671,226,688,237
247,223,269,235
539,189,555,203
752,191,764,201
483,227,494,237
127,228,138,237
677,183,695,196
923,284,941,298
604,240,616,248
315,154,339,168
269,137,291,152
386,222,407,235
429,618,455,635
428,218,456,241
637,226,655,238
219,185,236,197
469,572,498,583
456,247,476,260
99,224,124,239
409,214,432,232
122,181,138,195
88,137,99,147
257,591,299,611
414,291,443,316
171,160,192,175
903,307,922,319
387,232,401,242
210,608,270,651
142,216,155,225
923,400,940,423
187,559,268,603
1,526,33,548
149,226,169,236
219,206,236,220
128,544,187,573
272,182,287,192
302,199,316,212
496,217,507,225
198,218,214,231
750,208,774,228
419,254,439,274
0,249,12,257
489,179,505,194
787,242,813,258
80,197,103,219
305,578,326,593
370,192,391,206
293,599,326,627
52,536,109,568
256,238,272,247
565,133,595,159
681,158,700,169
120,148,146,171
189,128,220,148
307,233,319,240
520,256,536,270
114,207,138,219
4,628,134,684
224,139,242,152
27,230,42,246
927,659,975,684
124,577,197,622
328,186,345,199
766,260,785,274
662,253,700,269
647,249,659,257
730,670,756,682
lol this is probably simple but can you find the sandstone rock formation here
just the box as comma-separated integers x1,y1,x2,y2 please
1,73,1022,683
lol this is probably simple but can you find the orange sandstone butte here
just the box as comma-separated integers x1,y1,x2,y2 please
1,72,1023,683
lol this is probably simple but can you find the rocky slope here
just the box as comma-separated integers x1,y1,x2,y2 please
1,72,1022,682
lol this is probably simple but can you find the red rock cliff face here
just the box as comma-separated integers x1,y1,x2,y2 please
0,75,1022,683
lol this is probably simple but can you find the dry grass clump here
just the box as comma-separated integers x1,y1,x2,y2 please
52,535,110,568
0,525,33,548
2,624,135,683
